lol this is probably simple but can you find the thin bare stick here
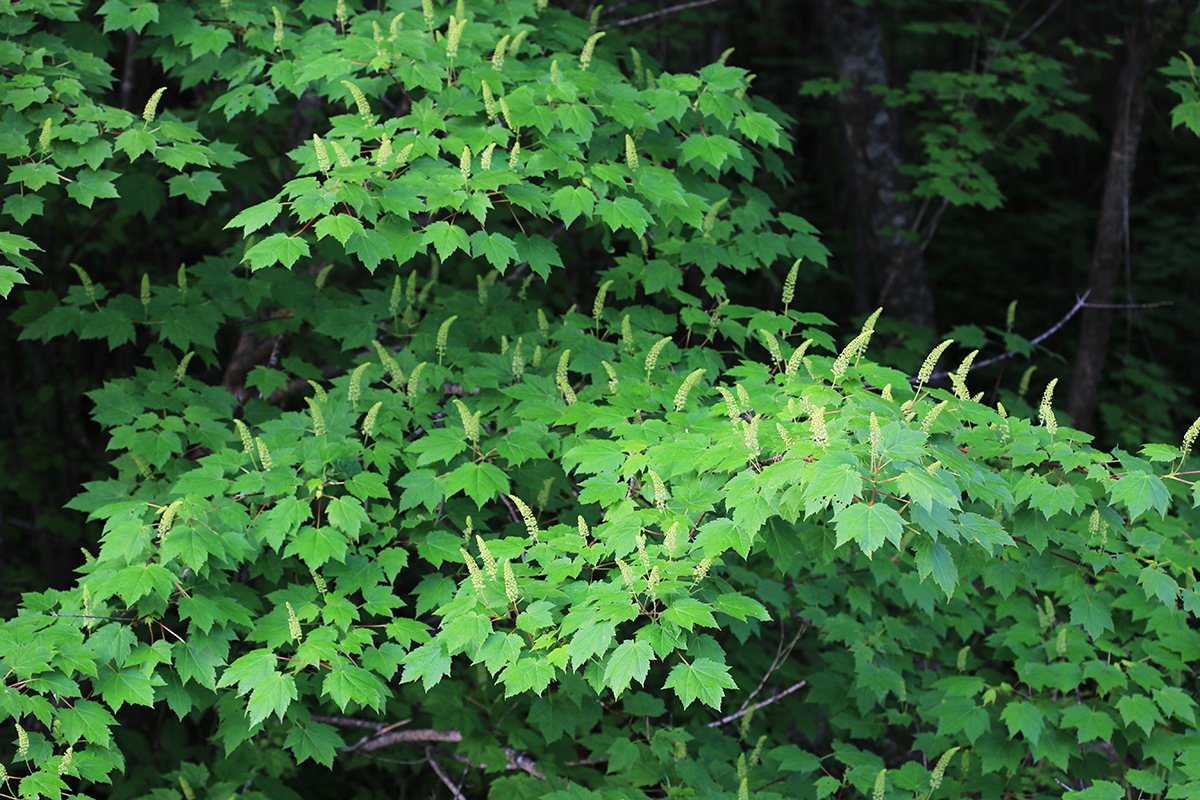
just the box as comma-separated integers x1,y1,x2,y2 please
729,624,807,718
426,748,469,800
913,290,1090,383
602,0,721,29
310,715,386,731
1083,300,1173,309
707,680,808,728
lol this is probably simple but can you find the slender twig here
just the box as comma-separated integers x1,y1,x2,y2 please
1083,300,1173,309
914,291,1090,383
707,680,808,728
601,0,721,29
728,624,807,719
426,748,469,800
1002,0,1066,52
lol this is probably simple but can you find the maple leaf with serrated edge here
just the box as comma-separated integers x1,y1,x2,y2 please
664,658,737,709
285,721,343,767
603,640,652,696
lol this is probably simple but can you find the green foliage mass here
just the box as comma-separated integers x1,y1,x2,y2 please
4,1,1200,798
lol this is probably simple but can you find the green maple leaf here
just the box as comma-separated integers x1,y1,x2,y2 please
1115,694,1163,737
1060,705,1115,743
833,502,903,557
445,461,509,508
500,655,555,697
422,220,470,260
550,185,595,227
661,598,717,632
285,721,343,768
1068,593,1113,639
401,641,451,691
314,213,364,245
218,648,277,694
664,657,737,709
323,664,388,711
225,199,282,235
914,538,959,599
999,700,1044,745
246,671,297,726
243,233,310,270
603,640,652,695
470,230,518,271
598,196,652,237
567,619,615,668
56,699,116,747
94,666,159,711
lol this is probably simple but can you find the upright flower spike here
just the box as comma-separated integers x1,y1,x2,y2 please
286,602,302,641
647,470,668,509
447,15,467,60
459,145,471,183
272,6,285,49
917,339,953,386
592,280,612,324
37,118,52,154
673,368,706,411
1039,378,1059,436
422,0,434,28
313,134,330,175
580,31,605,70
389,11,405,40
602,361,618,393
71,263,95,304
175,351,194,382
644,336,672,380
781,258,801,306
481,80,497,118
348,362,368,407
511,338,524,379
492,34,509,69
330,140,351,167
555,349,576,405
480,142,496,170
407,361,427,406
509,494,540,542
510,28,528,55
476,534,497,576
306,397,327,436
502,560,519,604
436,315,458,364
624,134,639,170
341,80,371,121
950,350,978,400
234,419,254,454
255,438,273,469
759,329,782,365
461,549,485,593
1182,415,1200,454
142,87,166,124
1017,365,1037,399
784,339,812,376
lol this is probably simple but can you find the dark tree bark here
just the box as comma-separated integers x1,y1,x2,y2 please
814,0,936,330
1066,0,1184,431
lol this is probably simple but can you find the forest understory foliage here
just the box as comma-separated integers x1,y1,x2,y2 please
4,1,1200,799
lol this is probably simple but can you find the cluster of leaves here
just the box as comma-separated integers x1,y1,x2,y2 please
5,1,1200,799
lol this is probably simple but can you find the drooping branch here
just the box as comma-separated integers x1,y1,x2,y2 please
707,680,809,728
601,0,722,30
311,717,545,779
912,290,1090,384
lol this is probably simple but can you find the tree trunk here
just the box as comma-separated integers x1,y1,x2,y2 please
1066,1,1181,431
815,0,936,330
